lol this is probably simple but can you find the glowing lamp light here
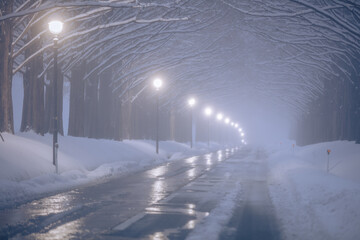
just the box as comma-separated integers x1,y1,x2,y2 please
238,128,243,132
235,123,239,128
48,20,63,35
188,98,196,107
216,113,223,121
204,107,213,116
225,118,230,124
153,78,163,90
230,122,234,126
241,132,245,137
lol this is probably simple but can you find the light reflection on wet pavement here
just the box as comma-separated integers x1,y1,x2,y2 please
0,148,243,239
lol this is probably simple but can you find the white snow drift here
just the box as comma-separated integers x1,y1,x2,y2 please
0,132,221,207
267,141,360,240
1,133,360,240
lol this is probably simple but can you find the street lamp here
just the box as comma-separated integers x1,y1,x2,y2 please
188,97,196,148
204,107,213,116
223,118,230,144
204,107,212,147
48,20,63,174
153,78,162,90
216,113,223,121
188,98,195,107
153,78,162,154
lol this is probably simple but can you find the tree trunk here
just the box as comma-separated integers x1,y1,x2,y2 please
0,0,14,133
20,23,45,134
97,69,113,139
120,87,132,140
84,73,98,138
113,97,122,141
44,69,64,135
68,62,85,137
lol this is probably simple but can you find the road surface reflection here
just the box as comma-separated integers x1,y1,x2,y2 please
0,148,240,239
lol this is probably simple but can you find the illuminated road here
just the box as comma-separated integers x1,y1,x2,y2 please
0,147,281,239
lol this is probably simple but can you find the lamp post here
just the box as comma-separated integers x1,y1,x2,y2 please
188,97,196,148
204,107,213,147
216,113,223,144
153,78,162,154
48,20,63,174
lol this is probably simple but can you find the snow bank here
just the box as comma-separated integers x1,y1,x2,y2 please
267,141,360,240
0,132,222,207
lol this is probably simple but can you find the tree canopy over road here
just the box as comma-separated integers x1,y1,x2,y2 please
1,0,359,145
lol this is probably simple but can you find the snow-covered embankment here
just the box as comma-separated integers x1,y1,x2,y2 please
0,132,220,207
266,141,360,240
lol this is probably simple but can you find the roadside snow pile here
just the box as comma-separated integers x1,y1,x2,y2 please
267,141,360,240
0,132,221,207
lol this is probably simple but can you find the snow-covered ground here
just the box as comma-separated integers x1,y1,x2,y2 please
1,133,360,239
0,132,222,207
267,141,360,240
182,141,360,240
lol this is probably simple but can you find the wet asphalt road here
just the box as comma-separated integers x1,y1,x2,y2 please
0,147,281,240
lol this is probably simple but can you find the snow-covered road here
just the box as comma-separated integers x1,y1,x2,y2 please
0,147,282,239
219,149,280,239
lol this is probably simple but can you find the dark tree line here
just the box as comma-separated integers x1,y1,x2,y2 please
294,55,360,145
0,1,198,138
222,0,360,145
0,0,236,144
1,0,359,146
67,60,217,143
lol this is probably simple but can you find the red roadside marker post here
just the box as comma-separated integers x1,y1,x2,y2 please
327,149,331,173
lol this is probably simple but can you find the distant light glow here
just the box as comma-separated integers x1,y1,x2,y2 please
153,78,163,90
204,107,213,116
188,98,196,107
48,20,63,35
235,123,239,128
216,113,223,121
225,118,230,124
230,122,234,126
241,132,245,137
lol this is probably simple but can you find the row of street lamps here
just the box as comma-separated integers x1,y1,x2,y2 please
198,102,246,147
152,77,246,152
48,20,246,173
